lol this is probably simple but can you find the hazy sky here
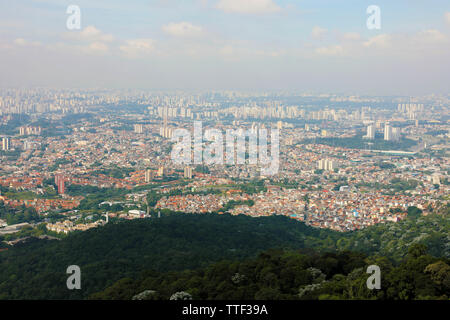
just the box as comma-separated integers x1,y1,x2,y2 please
1,0,449,95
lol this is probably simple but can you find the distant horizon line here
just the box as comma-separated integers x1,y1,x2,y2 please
0,87,447,98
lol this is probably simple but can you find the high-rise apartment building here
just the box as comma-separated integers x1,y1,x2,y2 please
384,123,392,141
55,175,65,194
134,124,143,134
317,159,337,172
145,169,154,183
366,125,375,139
157,166,166,177
385,123,400,141
184,166,193,179
2,137,10,151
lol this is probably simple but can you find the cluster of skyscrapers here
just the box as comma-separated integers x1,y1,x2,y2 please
317,159,337,171
365,123,401,141
19,126,41,136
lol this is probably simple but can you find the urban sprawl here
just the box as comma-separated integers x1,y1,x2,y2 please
0,89,448,240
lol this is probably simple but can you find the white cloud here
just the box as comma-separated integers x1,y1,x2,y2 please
361,30,447,54
13,38,42,47
311,26,327,40
315,45,344,56
445,12,450,25
119,39,155,57
414,29,447,44
216,0,281,14
162,22,204,37
82,42,109,55
63,25,114,43
363,34,392,48
13,38,27,46
58,26,113,56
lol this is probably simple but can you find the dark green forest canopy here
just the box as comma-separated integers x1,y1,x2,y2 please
0,212,448,299
92,245,450,300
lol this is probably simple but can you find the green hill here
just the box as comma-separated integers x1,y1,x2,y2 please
0,212,448,299
0,213,338,299
92,246,450,300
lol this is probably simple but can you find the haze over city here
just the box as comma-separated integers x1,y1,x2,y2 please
1,0,450,94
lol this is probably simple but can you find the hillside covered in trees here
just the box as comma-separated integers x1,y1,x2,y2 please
0,212,448,299
92,245,450,300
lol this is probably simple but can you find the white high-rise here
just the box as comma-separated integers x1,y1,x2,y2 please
317,159,337,172
134,124,143,134
384,123,392,141
392,127,401,141
366,125,375,139
385,123,400,141
184,166,193,179
145,169,154,183
2,137,10,151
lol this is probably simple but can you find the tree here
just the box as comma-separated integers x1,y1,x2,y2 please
254,287,281,300
424,261,450,293
407,206,422,219
408,243,428,259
